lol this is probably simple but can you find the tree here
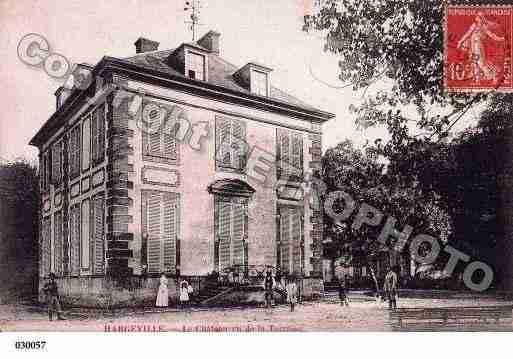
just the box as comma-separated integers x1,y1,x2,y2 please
322,140,452,292
0,159,40,300
303,0,489,141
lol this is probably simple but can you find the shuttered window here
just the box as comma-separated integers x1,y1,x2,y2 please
278,206,303,275
142,191,179,274
82,116,91,171
41,217,51,278
68,125,81,179
215,196,247,271
215,117,247,171
142,101,177,162
53,211,63,276
69,204,80,276
40,151,50,192
52,141,62,185
91,194,105,274
91,105,105,165
277,129,303,180
81,199,90,270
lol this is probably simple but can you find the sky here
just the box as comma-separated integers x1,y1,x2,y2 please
0,0,474,163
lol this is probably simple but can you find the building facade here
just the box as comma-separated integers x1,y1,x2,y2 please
30,31,334,306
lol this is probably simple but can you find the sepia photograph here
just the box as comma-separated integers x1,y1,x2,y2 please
1,0,513,356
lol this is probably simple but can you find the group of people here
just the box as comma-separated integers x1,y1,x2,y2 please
264,269,299,312
155,272,194,308
337,266,399,310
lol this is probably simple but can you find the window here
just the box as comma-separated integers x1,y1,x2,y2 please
69,125,81,179
82,116,91,171
215,117,247,172
91,105,105,165
278,206,303,275
40,151,50,192
40,217,51,278
277,129,303,180
81,199,90,270
142,101,177,163
142,191,180,274
92,194,105,275
215,196,248,271
252,70,268,96
51,141,62,185
186,52,205,81
69,204,81,276
53,211,63,276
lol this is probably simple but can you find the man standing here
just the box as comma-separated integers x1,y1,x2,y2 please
43,273,66,321
383,266,398,310
264,268,274,309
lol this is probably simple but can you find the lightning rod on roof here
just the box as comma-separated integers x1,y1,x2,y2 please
184,0,203,41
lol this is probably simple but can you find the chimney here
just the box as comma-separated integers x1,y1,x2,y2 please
197,30,221,54
134,37,160,53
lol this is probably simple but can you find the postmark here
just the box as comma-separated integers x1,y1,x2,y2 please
444,5,512,92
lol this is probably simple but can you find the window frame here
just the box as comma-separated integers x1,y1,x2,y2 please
251,69,269,96
215,116,247,174
186,50,206,81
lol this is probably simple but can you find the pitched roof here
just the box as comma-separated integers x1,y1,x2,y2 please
122,48,322,112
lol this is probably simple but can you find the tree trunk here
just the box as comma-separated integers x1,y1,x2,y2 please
366,260,380,299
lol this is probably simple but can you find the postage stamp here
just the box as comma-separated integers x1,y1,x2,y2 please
444,5,512,92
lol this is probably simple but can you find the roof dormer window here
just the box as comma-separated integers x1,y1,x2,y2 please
186,52,205,81
252,70,268,96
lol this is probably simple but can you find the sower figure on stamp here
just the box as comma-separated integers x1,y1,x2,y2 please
43,273,66,321
383,266,398,310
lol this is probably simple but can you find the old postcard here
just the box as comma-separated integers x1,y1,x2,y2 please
2,0,513,354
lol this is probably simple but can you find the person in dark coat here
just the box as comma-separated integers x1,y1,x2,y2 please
383,266,399,310
43,273,66,321
264,268,274,308
338,275,349,307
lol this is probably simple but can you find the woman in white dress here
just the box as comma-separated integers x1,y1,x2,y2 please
156,272,169,307
179,279,190,309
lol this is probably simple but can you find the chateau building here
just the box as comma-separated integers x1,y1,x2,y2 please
30,31,334,306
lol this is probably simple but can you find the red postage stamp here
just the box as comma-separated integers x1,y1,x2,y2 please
444,5,512,92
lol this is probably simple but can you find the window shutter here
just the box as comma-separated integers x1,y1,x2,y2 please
280,131,290,178
148,108,162,156
81,199,90,270
291,209,302,274
162,109,177,160
232,200,245,266
291,133,303,177
92,195,105,275
54,211,63,276
97,106,105,162
147,193,162,273
280,207,291,274
216,117,231,168
69,206,80,276
52,142,62,185
91,112,99,163
231,120,246,170
41,218,51,278
162,193,177,273
218,198,231,270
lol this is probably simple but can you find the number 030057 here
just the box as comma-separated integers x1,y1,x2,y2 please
15,341,46,350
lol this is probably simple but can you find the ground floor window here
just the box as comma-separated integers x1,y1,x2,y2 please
142,190,180,274
214,195,248,272
41,217,51,278
277,206,304,275
92,194,105,275
69,204,80,276
53,211,63,276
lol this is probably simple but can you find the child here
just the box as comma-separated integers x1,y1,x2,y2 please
286,275,298,312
